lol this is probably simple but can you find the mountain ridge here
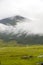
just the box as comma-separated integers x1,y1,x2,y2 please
0,15,25,25
0,15,43,44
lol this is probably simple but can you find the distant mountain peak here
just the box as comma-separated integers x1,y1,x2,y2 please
10,15,25,20
0,15,26,25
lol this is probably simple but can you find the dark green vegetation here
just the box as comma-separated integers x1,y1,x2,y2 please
0,45,43,65
0,34,43,45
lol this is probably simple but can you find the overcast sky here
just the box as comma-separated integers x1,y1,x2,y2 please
0,0,43,35
0,0,43,20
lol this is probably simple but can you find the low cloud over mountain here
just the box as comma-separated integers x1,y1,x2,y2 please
0,15,43,36
0,15,43,44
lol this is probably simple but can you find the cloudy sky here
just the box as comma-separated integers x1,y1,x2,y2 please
0,0,43,19
0,0,43,35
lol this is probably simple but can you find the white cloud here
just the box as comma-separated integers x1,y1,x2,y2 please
0,0,43,35
0,0,43,19
0,19,43,35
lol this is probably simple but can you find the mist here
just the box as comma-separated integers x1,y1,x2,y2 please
0,0,43,35
0,18,43,36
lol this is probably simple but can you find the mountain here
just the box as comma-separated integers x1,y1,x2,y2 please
0,15,25,25
0,15,43,45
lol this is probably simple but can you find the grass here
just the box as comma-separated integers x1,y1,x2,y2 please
0,45,43,65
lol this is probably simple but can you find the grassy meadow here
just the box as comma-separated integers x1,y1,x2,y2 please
0,45,43,65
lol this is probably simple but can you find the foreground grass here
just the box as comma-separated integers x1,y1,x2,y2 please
0,45,43,65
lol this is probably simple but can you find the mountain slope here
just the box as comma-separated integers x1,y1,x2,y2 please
0,15,25,25
0,15,43,44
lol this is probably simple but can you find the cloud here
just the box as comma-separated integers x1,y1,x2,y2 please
0,19,43,35
0,0,43,20
0,0,43,35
